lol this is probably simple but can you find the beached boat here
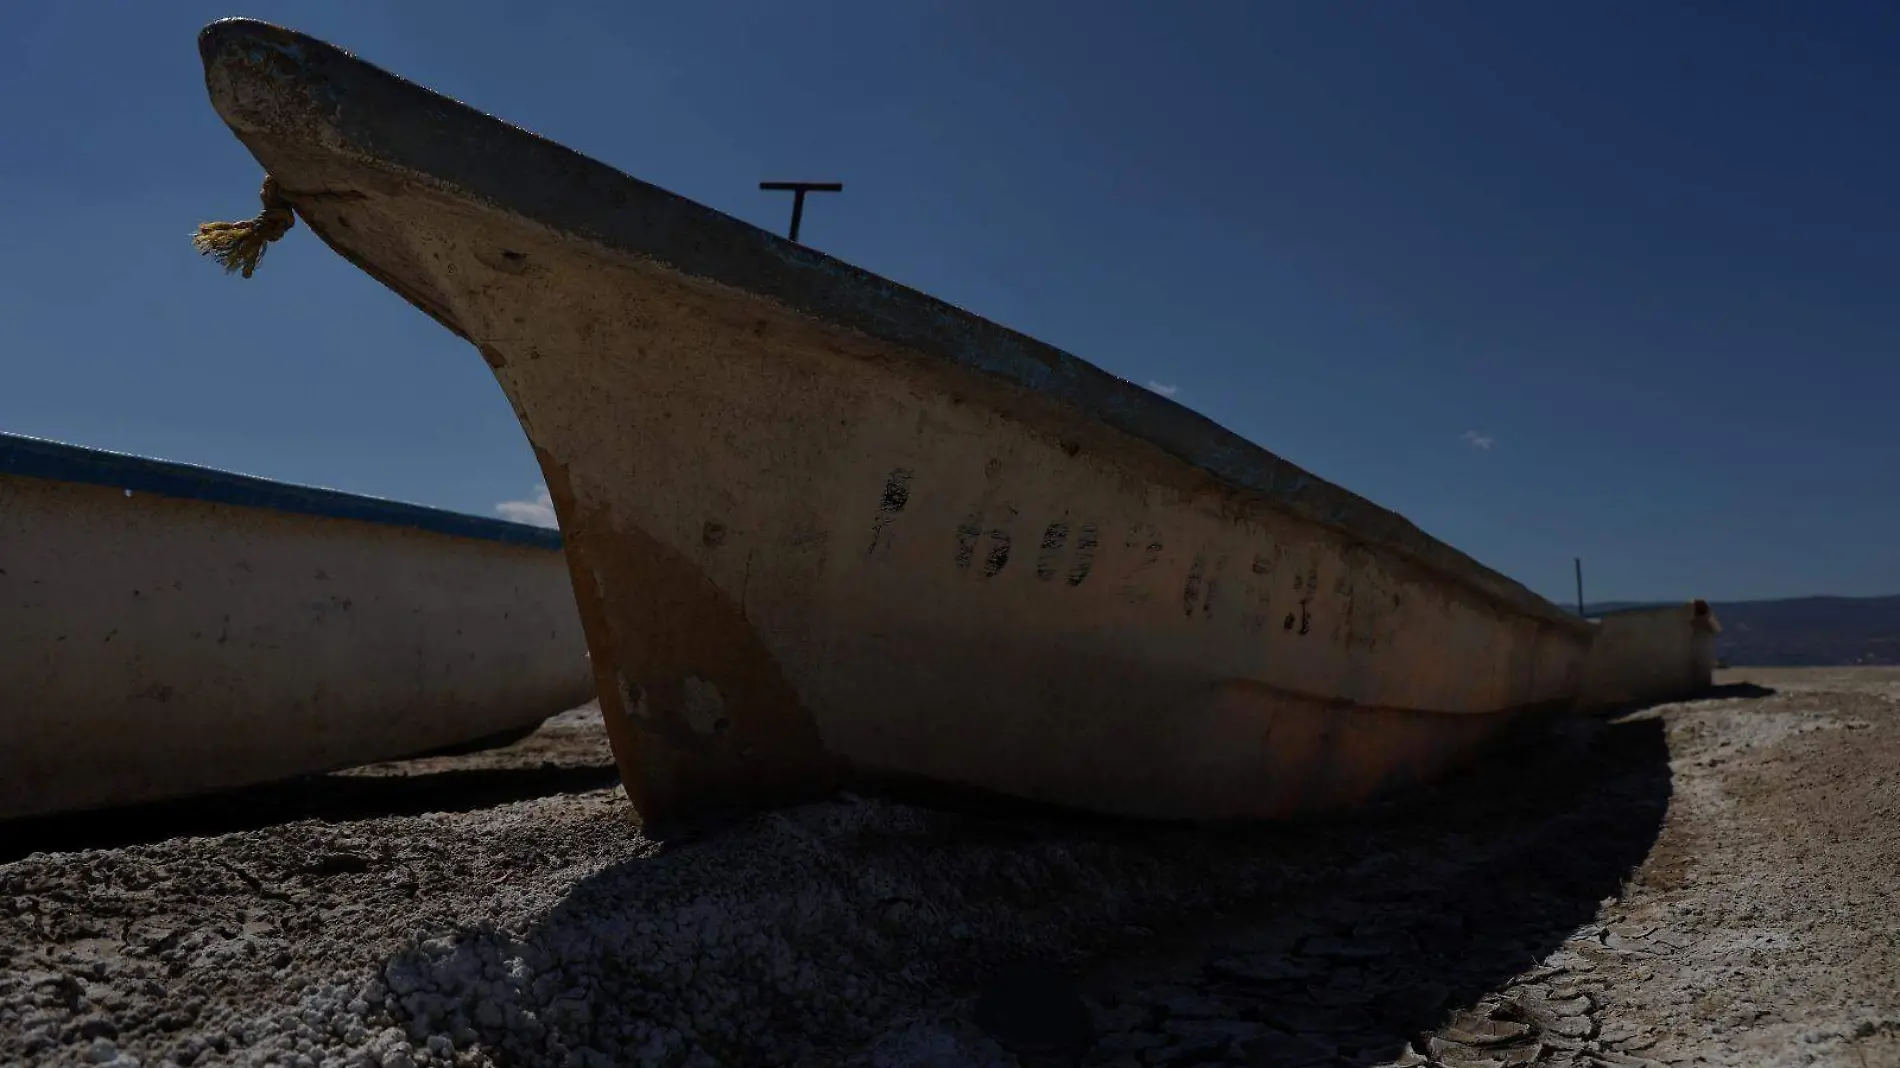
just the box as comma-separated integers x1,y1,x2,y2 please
1579,600,1720,710
0,431,595,821
194,19,1598,831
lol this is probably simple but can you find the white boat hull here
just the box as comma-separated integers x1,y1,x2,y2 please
0,434,595,821
196,20,1598,830
1579,600,1720,709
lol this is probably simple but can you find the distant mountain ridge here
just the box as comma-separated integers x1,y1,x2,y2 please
1580,594,1900,667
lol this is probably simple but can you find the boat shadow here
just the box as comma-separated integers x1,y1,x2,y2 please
1580,679,1778,719
1699,680,1777,700
0,761,620,863
370,705,1699,1065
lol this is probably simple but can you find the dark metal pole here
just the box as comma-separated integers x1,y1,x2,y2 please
1575,557,1586,617
788,189,807,243
760,181,844,243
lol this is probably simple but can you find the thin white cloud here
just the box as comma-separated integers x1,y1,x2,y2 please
496,484,559,529
1461,430,1495,451
1146,380,1180,398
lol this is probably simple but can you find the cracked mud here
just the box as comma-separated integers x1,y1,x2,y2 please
2,669,1895,1067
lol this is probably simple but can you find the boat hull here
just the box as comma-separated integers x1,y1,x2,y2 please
0,436,596,821
196,20,1597,829
1579,600,1720,710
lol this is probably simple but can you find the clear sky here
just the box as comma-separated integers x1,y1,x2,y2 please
4,2,1896,605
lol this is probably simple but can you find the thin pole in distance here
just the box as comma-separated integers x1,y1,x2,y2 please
760,181,843,243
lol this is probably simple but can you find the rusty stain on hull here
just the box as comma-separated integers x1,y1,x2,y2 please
195,19,1600,828
540,448,837,833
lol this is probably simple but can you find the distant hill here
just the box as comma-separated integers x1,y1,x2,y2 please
1582,595,1900,667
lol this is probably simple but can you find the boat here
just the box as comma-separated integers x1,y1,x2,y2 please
0,431,596,821
1578,600,1720,710
192,19,1599,831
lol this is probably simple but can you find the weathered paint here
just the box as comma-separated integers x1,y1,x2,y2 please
196,20,1598,829
0,441,595,821
1578,600,1720,710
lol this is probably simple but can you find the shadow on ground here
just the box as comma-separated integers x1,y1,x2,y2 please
1581,680,1779,720
1700,681,1777,701
367,689,1784,1067
1035,710,1680,1065
0,762,620,863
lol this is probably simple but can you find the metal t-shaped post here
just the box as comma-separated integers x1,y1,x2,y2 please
760,181,843,243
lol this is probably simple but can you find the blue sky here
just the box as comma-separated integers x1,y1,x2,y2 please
3,2,1897,605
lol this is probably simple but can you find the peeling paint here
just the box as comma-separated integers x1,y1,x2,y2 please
681,675,727,734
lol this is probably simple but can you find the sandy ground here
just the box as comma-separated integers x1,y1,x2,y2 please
2,668,1896,1067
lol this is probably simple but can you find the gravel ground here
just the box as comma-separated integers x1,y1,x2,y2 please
2,669,1895,1068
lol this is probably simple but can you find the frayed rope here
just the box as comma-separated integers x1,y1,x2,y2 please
192,177,295,278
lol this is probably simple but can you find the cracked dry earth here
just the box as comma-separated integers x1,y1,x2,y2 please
2,668,1896,1068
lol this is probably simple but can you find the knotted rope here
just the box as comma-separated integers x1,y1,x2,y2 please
192,177,295,278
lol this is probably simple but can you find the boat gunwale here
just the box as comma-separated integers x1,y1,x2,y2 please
0,431,565,552
1587,599,1721,635
196,18,1590,635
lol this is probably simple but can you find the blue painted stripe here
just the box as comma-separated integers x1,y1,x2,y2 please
0,432,565,551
